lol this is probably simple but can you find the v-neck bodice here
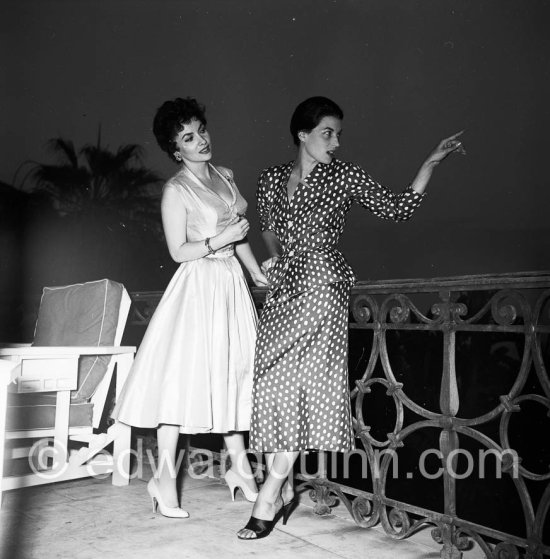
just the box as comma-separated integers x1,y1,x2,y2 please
185,163,237,208
285,162,319,205
167,164,248,244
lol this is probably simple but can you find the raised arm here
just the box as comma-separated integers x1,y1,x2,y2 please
410,130,465,195
348,131,465,222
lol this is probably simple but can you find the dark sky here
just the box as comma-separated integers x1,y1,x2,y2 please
2,0,549,282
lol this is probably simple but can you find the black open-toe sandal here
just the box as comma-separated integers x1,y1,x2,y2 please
237,497,298,540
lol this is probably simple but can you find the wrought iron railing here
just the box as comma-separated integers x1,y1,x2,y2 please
128,272,550,559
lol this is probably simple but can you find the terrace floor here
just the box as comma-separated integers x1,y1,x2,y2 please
0,464,486,559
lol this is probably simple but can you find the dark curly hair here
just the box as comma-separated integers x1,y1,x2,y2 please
152,97,207,162
290,96,344,146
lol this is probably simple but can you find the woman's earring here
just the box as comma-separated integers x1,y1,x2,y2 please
174,153,182,162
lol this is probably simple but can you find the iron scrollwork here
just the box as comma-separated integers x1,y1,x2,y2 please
131,274,550,558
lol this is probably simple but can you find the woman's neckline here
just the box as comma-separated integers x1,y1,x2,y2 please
182,163,236,208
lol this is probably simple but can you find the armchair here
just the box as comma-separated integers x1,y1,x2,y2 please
0,279,136,506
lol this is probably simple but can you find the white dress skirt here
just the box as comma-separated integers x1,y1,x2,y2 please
112,164,257,434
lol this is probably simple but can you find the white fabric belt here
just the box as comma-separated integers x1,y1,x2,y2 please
205,246,235,259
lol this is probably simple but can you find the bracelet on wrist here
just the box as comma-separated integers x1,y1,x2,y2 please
205,237,216,255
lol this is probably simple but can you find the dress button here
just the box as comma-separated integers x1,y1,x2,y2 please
288,250,294,257
288,221,293,227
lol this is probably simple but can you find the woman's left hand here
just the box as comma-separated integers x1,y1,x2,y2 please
426,130,466,166
251,271,270,287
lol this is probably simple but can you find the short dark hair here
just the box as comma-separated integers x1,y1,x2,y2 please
153,97,207,162
290,96,344,146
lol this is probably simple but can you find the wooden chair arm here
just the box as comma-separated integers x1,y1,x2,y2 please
0,360,18,386
0,346,136,393
0,346,136,357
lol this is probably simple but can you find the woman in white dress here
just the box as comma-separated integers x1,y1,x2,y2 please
112,97,268,518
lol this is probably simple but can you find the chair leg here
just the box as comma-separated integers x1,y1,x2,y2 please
0,362,16,508
53,390,71,472
110,352,133,486
111,421,131,486
0,381,7,508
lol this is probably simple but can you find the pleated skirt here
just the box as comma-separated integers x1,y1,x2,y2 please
112,253,257,434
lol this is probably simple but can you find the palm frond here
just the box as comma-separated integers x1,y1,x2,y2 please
80,145,113,177
115,144,144,165
31,135,164,221
32,165,91,192
46,138,79,168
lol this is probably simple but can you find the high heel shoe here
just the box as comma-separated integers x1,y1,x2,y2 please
225,469,259,502
237,496,298,540
146,478,190,519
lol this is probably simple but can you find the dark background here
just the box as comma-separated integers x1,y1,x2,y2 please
1,0,549,290
1,0,548,548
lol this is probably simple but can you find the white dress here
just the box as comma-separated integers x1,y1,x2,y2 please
112,164,257,434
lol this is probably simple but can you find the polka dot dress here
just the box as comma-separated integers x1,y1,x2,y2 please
249,159,425,453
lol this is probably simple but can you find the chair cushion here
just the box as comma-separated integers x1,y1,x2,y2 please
33,279,124,403
7,393,93,430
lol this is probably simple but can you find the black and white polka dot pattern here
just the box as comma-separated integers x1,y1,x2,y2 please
251,283,354,452
249,158,425,453
257,159,424,302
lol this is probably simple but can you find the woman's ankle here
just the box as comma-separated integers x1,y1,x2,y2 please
252,492,282,518
156,478,179,506
229,465,257,485
281,479,294,501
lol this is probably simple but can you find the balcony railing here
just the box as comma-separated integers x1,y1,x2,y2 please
128,272,550,559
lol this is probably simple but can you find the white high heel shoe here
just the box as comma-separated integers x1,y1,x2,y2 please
225,469,259,502
147,478,190,518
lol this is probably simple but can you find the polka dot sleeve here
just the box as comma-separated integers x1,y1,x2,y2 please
345,163,425,222
256,169,274,232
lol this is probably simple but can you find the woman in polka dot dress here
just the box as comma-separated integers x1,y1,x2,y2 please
237,96,465,539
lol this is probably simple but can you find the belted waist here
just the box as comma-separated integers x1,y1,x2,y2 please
204,245,235,259
283,230,337,257
265,243,356,306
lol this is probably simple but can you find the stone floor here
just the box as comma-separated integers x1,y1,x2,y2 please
0,470,487,559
